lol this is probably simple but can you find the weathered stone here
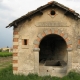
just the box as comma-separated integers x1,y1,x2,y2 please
67,52,72,73
33,40,39,45
13,35,19,38
67,41,72,45
10,1,80,77
58,30,62,35
13,56,18,60
77,36,80,39
34,50,39,74
13,42,18,45
51,29,54,33
33,48,40,51
44,30,48,35
63,34,68,39
77,45,80,49
13,49,18,53
67,48,72,51
37,33,42,39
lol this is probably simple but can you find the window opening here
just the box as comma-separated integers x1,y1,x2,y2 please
50,10,55,15
24,39,27,45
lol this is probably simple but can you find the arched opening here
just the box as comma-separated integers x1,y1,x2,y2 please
39,34,67,67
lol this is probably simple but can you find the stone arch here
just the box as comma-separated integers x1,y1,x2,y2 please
33,29,72,51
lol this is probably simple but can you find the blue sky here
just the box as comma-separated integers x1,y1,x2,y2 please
0,0,80,48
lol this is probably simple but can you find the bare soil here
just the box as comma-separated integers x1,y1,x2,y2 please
0,56,12,69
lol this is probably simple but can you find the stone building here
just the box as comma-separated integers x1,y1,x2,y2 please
6,1,80,77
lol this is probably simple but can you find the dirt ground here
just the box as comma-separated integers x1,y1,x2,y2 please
0,56,12,69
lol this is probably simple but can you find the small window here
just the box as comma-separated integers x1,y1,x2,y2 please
50,10,55,15
22,39,28,45
24,39,27,45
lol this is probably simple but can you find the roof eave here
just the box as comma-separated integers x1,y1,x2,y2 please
6,1,80,28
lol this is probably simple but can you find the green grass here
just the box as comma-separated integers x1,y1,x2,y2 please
0,61,12,69
0,65,80,80
0,65,60,80
0,52,12,57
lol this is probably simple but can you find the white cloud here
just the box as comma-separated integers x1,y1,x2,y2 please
0,0,2,2
1,0,80,18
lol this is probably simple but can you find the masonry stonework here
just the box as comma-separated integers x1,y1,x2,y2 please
7,1,80,77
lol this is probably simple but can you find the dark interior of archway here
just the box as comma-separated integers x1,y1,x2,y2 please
39,34,67,66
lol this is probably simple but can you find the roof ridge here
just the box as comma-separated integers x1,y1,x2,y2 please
6,1,80,28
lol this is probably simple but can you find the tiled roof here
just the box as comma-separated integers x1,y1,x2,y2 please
6,1,80,28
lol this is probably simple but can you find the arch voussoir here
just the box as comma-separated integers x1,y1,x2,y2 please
42,32,46,37
44,30,48,35
33,39,39,45
60,32,64,37
51,29,54,33
54,29,58,34
37,33,43,39
57,29,62,35
67,44,72,51
34,29,72,51
63,34,68,39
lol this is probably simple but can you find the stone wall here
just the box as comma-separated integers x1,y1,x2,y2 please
13,8,79,76
72,19,80,72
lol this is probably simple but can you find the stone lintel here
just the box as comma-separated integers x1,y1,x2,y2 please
22,36,29,39
22,45,29,49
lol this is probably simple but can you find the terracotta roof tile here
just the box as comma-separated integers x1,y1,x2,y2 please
6,1,80,28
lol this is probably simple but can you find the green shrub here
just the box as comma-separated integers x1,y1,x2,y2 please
0,49,2,52
0,52,12,57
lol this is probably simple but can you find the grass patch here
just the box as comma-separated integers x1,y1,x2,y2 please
61,71,80,80
0,65,13,77
0,52,12,57
0,61,12,69
0,65,80,80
